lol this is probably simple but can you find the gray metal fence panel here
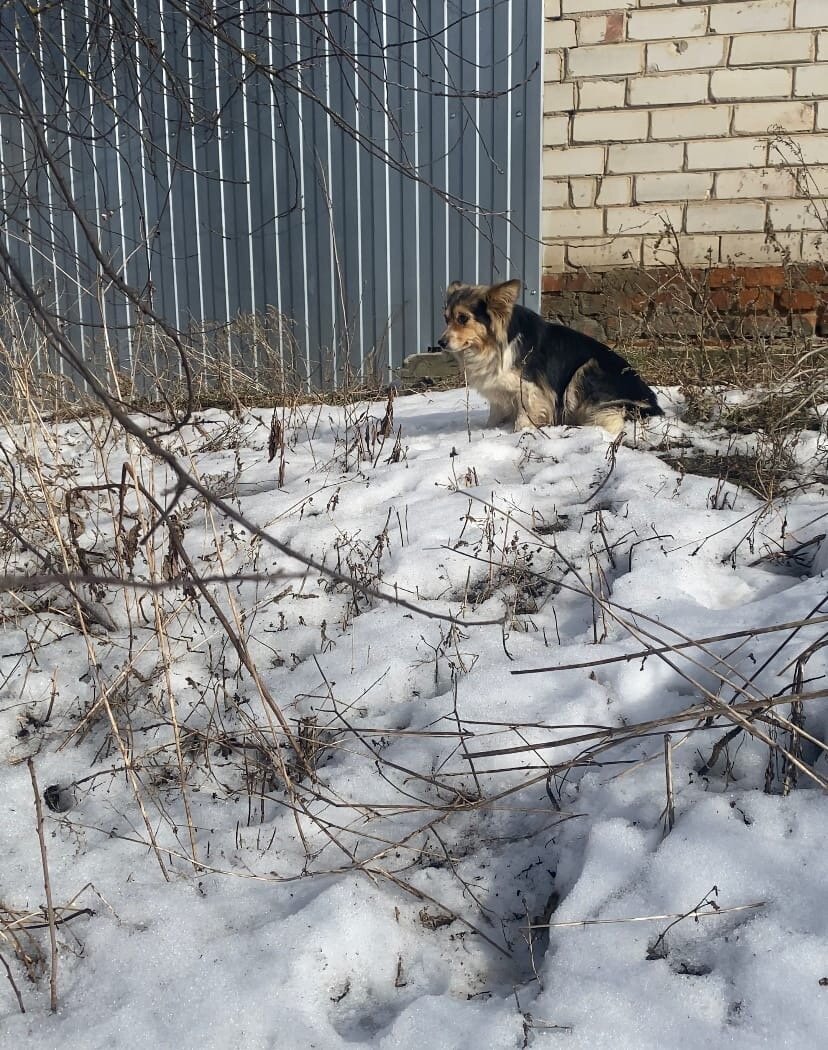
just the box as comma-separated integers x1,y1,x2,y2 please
0,0,543,391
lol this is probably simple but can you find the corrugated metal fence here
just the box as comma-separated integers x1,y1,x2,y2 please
0,1,542,390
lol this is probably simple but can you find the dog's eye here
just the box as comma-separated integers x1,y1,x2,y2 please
457,312,469,324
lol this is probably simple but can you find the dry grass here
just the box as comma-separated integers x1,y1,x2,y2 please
0,297,399,420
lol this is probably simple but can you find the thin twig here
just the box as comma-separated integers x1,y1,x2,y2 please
27,758,58,1013
663,734,675,835
524,900,766,931
0,950,25,1014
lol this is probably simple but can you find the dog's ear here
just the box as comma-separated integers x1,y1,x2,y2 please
445,280,464,300
485,279,521,314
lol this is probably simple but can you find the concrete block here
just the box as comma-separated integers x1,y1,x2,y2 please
719,231,801,261
544,82,577,113
573,110,649,142
794,65,828,97
544,145,606,177
647,37,727,73
709,1,794,35
608,141,684,173
768,133,828,164
562,0,635,12
628,6,707,40
596,176,632,206
711,67,793,100
568,43,644,78
636,172,714,202
544,115,570,145
769,199,828,229
730,30,813,65
651,104,731,139
643,233,721,266
543,242,567,270
543,179,570,208
605,204,684,235
629,72,710,105
566,237,643,268
543,206,605,238
715,168,798,198
795,0,827,29
570,177,598,207
578,80,627,109
687,137,769,169
686,201,768,232
732,100,814,133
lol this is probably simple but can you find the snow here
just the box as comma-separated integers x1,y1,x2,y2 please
1,386,826,1048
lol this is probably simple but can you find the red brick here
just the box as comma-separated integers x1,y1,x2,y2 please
739,287,775,310
564,273,603,293
778,288,819,310
709,267,738,289
740,266,786,289
709,289,735,311
605,11,624,43
543,275,566,292
801,265,828,286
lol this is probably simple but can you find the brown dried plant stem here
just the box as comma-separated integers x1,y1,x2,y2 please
513,613,828,676
0,951,25,1014
26,758,58,1013
663,734,675,834
524,899,766,932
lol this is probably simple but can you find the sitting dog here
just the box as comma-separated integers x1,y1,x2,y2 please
437,278,662,434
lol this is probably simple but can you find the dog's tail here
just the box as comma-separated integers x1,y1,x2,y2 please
598,397,664,418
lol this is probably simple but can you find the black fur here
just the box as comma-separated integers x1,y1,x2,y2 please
507,305,663,421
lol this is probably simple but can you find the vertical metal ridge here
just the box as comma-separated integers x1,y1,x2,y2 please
294,0,311,385
474,7,481,283
36,19,61,351
323,11,339,380
239,0,258,371
60,5,86,352
411,2,422,354
267,5,285,374
162,0,182,336
13,14,37,332
505,1,514,271
353,6,366,377
211,13,232,369
442,0,449,291
185,7,207,334
106,3,132,373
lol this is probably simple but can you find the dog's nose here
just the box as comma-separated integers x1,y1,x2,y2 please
437,336,447,349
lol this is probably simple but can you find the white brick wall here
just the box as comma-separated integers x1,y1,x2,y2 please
542,0,828,271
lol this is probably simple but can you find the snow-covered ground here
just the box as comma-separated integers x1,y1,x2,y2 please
1,387,826,1049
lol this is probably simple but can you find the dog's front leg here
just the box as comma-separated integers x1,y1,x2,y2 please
486,396,515,429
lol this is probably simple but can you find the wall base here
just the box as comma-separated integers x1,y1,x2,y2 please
542,265,828,347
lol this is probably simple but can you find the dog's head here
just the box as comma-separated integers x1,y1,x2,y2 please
437,279,521,355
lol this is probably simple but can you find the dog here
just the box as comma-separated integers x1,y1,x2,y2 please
437,278,663,434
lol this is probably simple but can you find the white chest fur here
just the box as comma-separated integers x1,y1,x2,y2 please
458,338,555,429
461,338,521,398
